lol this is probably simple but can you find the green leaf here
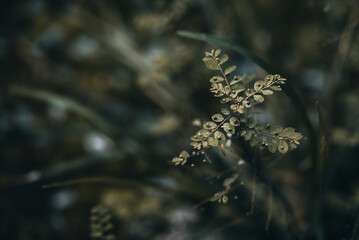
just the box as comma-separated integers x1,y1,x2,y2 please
190,135,203,141
214,49,221,57
179,150,190,159
190,142,201,150
202,57,219,70
253,95,264,103
221,107,231,115
210,76,225,83
218,54,229,65
279,127,295,137
242,100,251,108
222,123,235,134
269,125,283,134
208,137,219,147
243,131,252,141
212,113,224,122
232,83,245,92
214,131,226,143
229,117,240,126
262,89,273,95
203,121,217,130
260,136,268,146
230,76,242,85
220,97,231,103
289,141,298,149
254,123,266,131
254,81,264,91
270,85,281,91
291,132,303,140
224,65,237,75
223,86,231,94
278,140,289,154
172,157,183,165
268,139,279,153
197,129,210,137
264,75,275,85
250,135,259,147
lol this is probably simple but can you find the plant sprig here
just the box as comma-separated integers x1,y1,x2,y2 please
172,49,303,176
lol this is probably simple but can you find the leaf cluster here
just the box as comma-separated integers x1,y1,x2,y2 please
172,49,303,166
90,205,116,240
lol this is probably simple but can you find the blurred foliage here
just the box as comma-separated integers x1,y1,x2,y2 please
1,0,359,240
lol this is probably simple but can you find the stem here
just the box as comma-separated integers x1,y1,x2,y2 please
240,126,297,142
195,114,233,149
209,53,232,90
238,140,301,239
266,187,273,231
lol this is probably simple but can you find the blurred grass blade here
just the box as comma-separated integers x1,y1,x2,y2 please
42,177,188,198
42,177,154,189
10,85,117,136
316,101,327,176
177,30,316,159
13,150,124,185
177,30,274,72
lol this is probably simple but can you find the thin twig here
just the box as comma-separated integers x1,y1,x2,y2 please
350,210,359,240
210,53,232,90
250,175,256,215
266,187,273,231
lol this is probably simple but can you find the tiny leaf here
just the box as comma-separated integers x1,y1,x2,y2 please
208,137,219,147
222,122,235,134
212,113,224,122
249,135,259,147
210,76,225,83
262,89,273,95
289,141,298,149
172,157,183,165
202,57,219,70
221,108,231,115
218,54,229,64
253,95,265,103
242,100,251,108
279,127,295,137
214,131,226,143
224,65,237,75
291,132,303,140
278,140,289,153
214,49,221,57
229,117,240,126
268,139,279,153
243,131,252,141
270,85,281,91
264,74,275,85
269,125,283,134
203,121,217,130
254,81,264,91
179,150,190,159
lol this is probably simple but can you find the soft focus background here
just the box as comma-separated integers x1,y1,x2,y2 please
1,0,359,239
